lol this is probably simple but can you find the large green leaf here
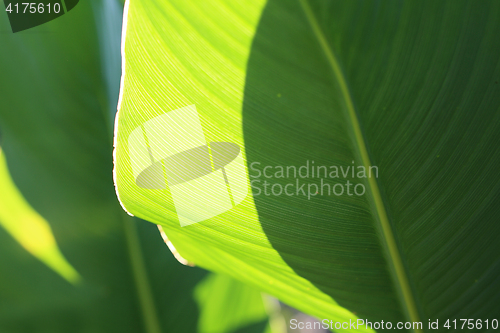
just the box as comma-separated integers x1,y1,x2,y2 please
0,1,271,332
114,0,500,330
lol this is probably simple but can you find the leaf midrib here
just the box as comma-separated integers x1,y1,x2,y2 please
298,0,422,329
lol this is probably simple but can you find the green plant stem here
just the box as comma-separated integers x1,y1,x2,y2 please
298,0,422,330
61,0,68,13
123,215,162,333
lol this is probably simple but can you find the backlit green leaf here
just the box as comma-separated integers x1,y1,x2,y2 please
114,0,500,330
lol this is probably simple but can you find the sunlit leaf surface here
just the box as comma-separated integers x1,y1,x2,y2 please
114,0,500,330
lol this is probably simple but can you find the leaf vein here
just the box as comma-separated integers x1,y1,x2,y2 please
298,0,422,329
